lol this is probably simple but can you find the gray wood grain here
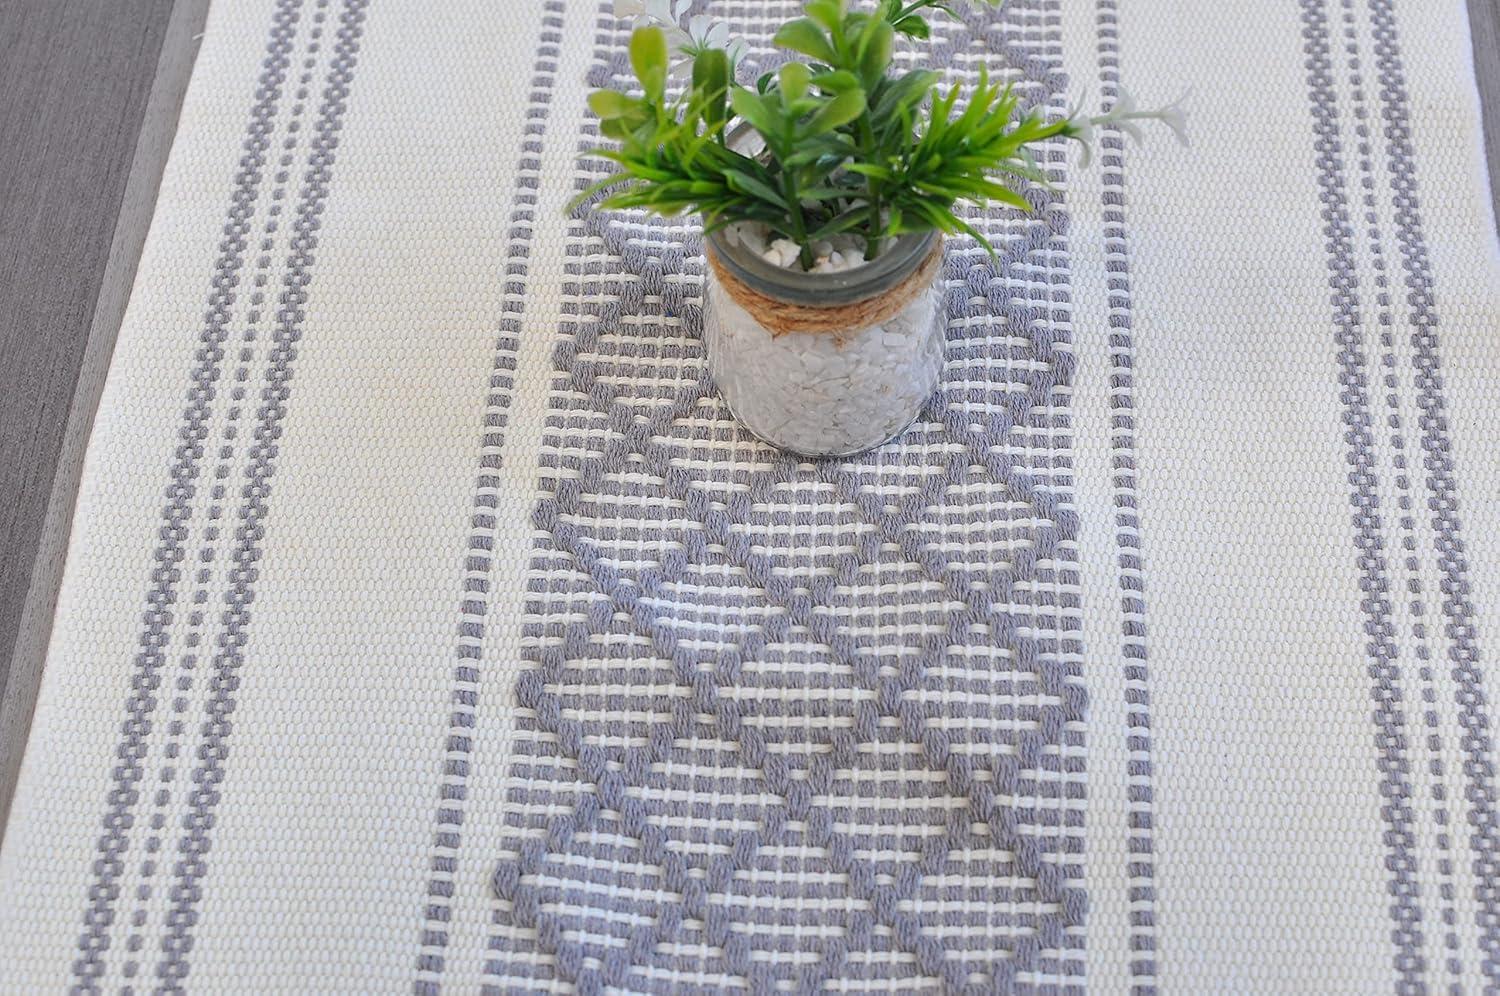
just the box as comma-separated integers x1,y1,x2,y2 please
0,0,206,839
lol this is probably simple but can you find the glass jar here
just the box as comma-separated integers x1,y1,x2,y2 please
703,223,946,458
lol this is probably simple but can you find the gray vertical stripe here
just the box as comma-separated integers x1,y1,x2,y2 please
411,3,566,993
1093,1,1160,991
152,0,369,989
72,3,306,989
1334,0,1464,982
1365,0,1500,984
1299,0,1425,987
117,3,332,982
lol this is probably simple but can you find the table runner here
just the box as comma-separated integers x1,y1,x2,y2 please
3,0,1498,991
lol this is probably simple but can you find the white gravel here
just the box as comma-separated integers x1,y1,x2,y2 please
723,221,890,274
706,223,944,457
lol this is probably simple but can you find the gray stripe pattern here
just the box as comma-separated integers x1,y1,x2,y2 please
118,2,333,983
1334,0,1463,982
154,3,367,988
72,2,308,989
1365,0,1500,984
485,1,1086,990
412,3,566,992
1093,1,1159,991
1300,0,1425,986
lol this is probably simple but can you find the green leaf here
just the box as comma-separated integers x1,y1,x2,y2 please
599,117,631,140
872,69,938,119
609,158,679,183
778,62,811,103
893,14,929,39
722,169,788,208
844,162,896,181
857,20,894,83
903,196,997,256
987,158,1052,187
804,0,846,32
630,26,668,101
810,69,861,94
773,18,837,64
692,49,729,129
565,170,633,213
588,90,639,120
783,144,848,168
730,86,783,142
797,185,858,201
808,208,871,241
805,88,866,134
954,67,995,137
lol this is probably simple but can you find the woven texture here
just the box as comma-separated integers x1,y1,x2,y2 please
2,0,1499,992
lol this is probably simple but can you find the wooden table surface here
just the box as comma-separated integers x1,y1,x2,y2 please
1,0,1496,839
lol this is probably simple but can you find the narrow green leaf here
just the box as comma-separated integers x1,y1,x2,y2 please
904,197,998,256
954,67,994,137
808,209,870,241
565,171,633,213
798,185,859,201
783,145,846,168
987,158,1052,187
873,69,937,119
618,161,680,183
723,169,789,208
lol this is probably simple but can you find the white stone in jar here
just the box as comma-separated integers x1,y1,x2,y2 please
704,223,946,457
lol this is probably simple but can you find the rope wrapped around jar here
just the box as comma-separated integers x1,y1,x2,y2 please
705,238,946,336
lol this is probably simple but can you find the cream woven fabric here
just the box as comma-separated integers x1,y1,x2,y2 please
3,0,1499,991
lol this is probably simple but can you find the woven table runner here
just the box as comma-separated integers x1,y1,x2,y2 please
4,0,1499,991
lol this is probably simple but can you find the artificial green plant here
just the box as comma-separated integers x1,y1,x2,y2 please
586,0,1185,270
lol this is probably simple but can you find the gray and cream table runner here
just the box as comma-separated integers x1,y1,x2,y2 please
4,0,1499,991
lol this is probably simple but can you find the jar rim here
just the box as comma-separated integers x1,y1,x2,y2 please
703,126,940,308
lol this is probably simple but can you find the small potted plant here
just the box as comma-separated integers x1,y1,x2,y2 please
585,0,1183,457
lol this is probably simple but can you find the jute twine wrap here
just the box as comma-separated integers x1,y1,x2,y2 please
707,239,945,336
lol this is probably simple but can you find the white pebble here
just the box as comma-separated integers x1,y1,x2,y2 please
730,222,879,273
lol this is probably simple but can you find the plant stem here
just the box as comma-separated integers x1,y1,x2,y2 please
853,114,883,261
779,170,815,271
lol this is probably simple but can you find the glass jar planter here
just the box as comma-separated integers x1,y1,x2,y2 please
703,224,946,458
